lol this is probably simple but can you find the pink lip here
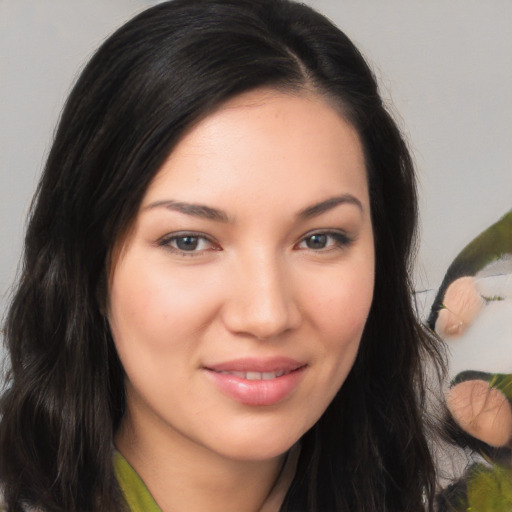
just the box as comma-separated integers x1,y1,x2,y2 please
203,357,307,407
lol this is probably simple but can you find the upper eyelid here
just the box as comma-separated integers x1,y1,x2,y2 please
298,228,352,240
303,228,346,234
158,231,213,242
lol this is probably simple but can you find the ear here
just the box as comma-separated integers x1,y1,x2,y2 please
446,379,512,448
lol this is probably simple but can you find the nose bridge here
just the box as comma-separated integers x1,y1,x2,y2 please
223,247,300,339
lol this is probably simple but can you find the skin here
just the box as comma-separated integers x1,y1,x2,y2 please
109,88,375,512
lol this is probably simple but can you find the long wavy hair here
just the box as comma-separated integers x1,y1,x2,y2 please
0,0,444,510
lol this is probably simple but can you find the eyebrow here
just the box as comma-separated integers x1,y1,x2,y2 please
143,200,230,222
144,194,363,223
297,194,363,219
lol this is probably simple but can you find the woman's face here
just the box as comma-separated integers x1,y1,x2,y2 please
108,89,375,462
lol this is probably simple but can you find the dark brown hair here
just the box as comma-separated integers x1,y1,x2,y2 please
1,1,443,510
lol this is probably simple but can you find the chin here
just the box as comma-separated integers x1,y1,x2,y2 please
206,423,304,462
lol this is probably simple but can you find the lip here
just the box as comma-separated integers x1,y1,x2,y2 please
203,357,307,406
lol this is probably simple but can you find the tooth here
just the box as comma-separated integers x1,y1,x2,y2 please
218,371,245,378
215,370,290,380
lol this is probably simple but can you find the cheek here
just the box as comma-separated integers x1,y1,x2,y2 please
302,254,375,401
318,287,371,331
306,262,374,344
107,257,224,405
109,257,222,347
297,264,374,431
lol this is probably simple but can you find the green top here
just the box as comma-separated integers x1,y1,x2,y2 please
1,448,298,512
114,451,162,512
112,447,298,512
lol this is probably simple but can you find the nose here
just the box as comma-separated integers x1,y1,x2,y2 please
221,252,302,340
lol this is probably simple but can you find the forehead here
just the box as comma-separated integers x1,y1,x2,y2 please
143,88,368,211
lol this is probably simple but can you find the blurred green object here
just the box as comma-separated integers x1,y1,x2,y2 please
114,451,162,512
467,463,512,512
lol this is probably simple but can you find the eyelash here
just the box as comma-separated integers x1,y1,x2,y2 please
157,232,218,257
157,230,353,257
296,230,354,252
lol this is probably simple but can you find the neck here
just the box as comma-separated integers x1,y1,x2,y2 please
115,403,287,512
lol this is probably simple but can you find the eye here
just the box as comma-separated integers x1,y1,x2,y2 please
297,231,352,251
158,232,218,255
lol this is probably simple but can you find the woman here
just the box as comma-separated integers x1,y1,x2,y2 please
0,0,443,510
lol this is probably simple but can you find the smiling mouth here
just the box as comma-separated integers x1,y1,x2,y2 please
212,369,297,380
204,361,307,406
204,357,306,381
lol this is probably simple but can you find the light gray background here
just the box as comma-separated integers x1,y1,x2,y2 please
1,0,511,320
